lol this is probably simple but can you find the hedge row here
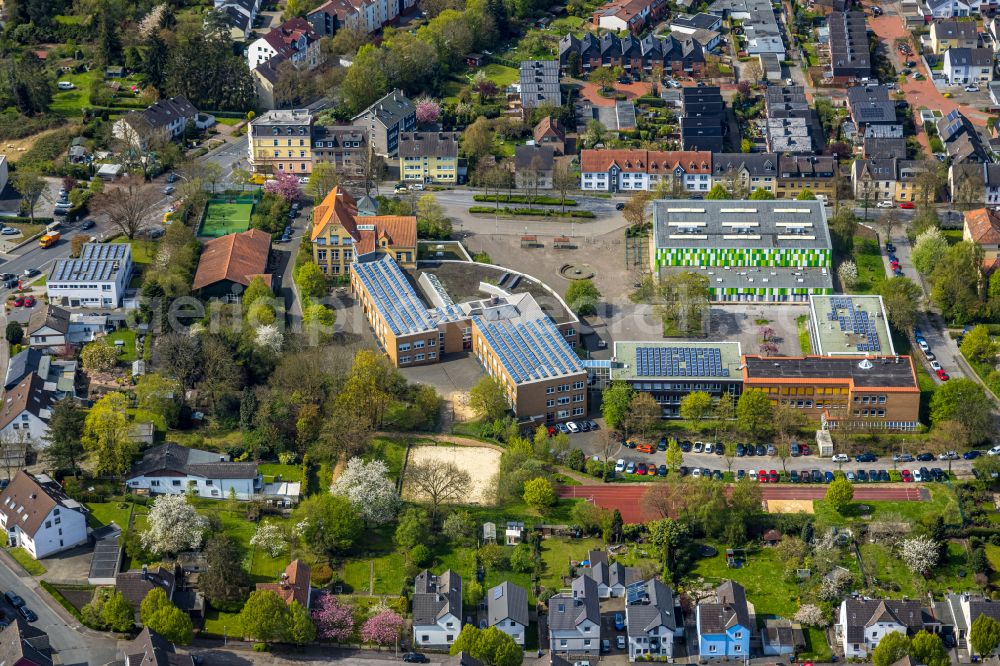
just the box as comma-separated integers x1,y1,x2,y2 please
468,206,595,218
472,194,577,206
0,216,54,225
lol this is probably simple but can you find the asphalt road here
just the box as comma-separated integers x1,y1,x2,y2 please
0,215,111,296
0,559,118,666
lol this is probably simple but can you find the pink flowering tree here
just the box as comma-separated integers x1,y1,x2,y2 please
264,171,301,202
360,609,404,646
415,97,441,126
311,594,355,642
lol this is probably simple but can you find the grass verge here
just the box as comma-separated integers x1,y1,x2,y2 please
8,547,45,575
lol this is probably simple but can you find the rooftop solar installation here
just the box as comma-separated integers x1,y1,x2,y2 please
474,316,583,384
825,296,882,353
810,294,894,356
353,256,438,336
50,243,131,283
635,346,729,377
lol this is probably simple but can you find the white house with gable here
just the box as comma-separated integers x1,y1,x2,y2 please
488,582,529,645
0,471,88,559
412,570,463,647
125,443,261,500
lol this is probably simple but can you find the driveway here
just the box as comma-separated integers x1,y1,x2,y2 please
567,77,655,108
37,544,94,585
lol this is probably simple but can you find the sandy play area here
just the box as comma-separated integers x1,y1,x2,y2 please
404,443,501,505
765,499,815,514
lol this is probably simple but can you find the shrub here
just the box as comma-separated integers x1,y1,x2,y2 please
409,544,432,567
472,194,577,206
312,563,334,585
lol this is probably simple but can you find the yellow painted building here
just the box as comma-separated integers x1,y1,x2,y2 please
398,131,461,184
248,109,314,176
775,156,839,199
311,187,417,277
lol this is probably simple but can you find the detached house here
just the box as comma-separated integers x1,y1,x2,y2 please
413,570,463,648
257,560,312,608
191,229,272,299
398,132,462,185
534,117,566,155
125,443,262,500
0,374,52,443
121,627,194,666
0,618,53,666
625,579,679,661
549,575,601,656
0,471,88,559
920,0,972,19
963,207,1000,271
488,582,529,646
112,96,209,147
949,162,1000,205
26,304,107,349
838,598,933,658
695,581,753,659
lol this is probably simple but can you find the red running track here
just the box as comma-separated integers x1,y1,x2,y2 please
558,485,927,524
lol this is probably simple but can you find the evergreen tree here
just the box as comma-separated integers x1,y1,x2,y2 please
44,399,86,474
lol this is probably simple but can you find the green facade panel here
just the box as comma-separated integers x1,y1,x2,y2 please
653,247,832,269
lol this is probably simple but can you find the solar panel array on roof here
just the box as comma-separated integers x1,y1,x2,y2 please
353,258,436,335
475,317,583,384
635,346,729,377
50,243,130,283
826,296,881,353
81,243,129,261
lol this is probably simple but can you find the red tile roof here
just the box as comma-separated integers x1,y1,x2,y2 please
192,229,272,291
257,559,311,607
312,187,416,253
964,207,1000,245
580,149,712,174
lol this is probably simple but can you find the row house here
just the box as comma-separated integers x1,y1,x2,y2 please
942,47,994,86
591,0,667,32
775,155,838,199
930,20,979,53
579,149,713,193
949,162,1000,206
558,32,706,78
851,158,924,202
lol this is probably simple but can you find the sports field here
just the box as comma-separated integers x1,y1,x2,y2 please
199,200,254,237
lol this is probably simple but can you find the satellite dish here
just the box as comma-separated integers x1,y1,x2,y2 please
858,359,873,370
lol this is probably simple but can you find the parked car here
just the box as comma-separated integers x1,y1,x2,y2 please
758,469,768,483
17,607,35,623
626,461,636,474
736,443,746,456
766,444,776,456
80,219,95,230
163,186,175,195
913,469,923,482
937,369,950,381
899,202,914,209
737,469,746,480
929,360,942,371
790,471,800,483
857,469,868,482
0,227,17,236
989,445,1000,456
832,453,849,463
615,202,625,210
704,442,714,454
636,463,648,475
166,173,178,183
614,613,625,630
916,452,935,461
965,85,979,92
615,459,626,473
616,635,626,649
938,451,958,460
57,81,75,90
824,471,834,483
790,442,800,457
566,421,579,433
21,269,39,278
748,469,758,481
877,201,894,208
403,654,429,663
964,450,982,460
693,442,704,453
657,464,668,477
893,453,914,462
755,444,766,456
588,420,598,431
856,452,878,462
601,640,610,653
768,470,778,483
680,440,692,452
4,592,23,608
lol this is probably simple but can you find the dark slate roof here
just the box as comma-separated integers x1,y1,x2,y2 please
514,145,555,171
352,89,415,129
548,576,600,632
116,566,176,612
585,561,639,589
626,579,677,636
140,97,198,130
413,570,462,625
4,348,44,391
764,619,805,649
128,443,259,480
946,47,993,68
712,152,777,177
124,627,192,666
864,137,908,159
398,132,460,159
488,581,530,627
27,304,70,338
0,618,52,666
745,356,919,388
847,85,897,124
841,599,931,644
586,550,609,568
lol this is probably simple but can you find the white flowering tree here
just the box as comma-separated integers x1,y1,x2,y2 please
819,567,853,601
330,457,400,525
256,325,283,353
794,604,826,626
900,535,940,574
141,495,209,556
837,260,858,290
250,520,288,557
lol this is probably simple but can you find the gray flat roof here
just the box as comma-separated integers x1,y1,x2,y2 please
50,243,130,283
686,265,833,291
611,341,743,381
652,200,833,250
809,294,895,356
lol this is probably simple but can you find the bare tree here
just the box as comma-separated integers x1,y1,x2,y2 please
599,429,620,462
552,162,577,214
110,115,169,180
405,460,472,517
92,176,162,239
954,167,984,211
0,429,30,482
878,208,900,245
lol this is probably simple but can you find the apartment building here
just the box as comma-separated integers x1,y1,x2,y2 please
579,149,712,193
0,471,88,559
307,0,415,36
311,126,366,177
519,60,561,113
398,132,461,185
591,0,667,32
247,18,321,71
775,155,838,199
248,109,314,175
351,90,416,157
710,153,778,196
312,187,417,276
742,355,921,431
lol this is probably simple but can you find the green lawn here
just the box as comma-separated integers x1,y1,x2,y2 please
7,548,46,576
106,329,137,362
110,238,156,266
365,437,408,480
258,463,303,483
49,71,97,116
860,540,975,597
796,314,811,354
483,64,519,87
812,484,961,530
849,236,886,294
85,501,133,530
170,429,245,452
688,544,800,617
941,229,963,245
202,608,241,637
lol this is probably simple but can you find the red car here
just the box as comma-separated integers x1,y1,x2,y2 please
12,296,23,307
22,296,35,307
759,469,768,483
636,463,647,475
901,469,913,482
769,469,779,483
800,444,811,455
899,202,914,209
937,369,950,381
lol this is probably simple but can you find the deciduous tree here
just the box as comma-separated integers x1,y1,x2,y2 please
602,381,634,432
450,625,523,666
900,535,940,574
102,591,135,632
81,339,120,373
626,392,661,441
293,494,362,557
240,590,289,643
930,378,992,443
330,457,401,524
872,631,910,666
469,375,509,421
826,475,854,514
405,460,472,516
736,389,772,440
909,630,949,666
360,609,404,645
141,494,209,556
92,176,160,239
82,392,135,476
523,477,556,509
312,593,355,641
878,277,922,333
679,391,713,423
565,279,601,315
970,614,1000,658
10,170,46,222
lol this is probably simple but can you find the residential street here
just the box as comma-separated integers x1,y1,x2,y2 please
0,555,118,666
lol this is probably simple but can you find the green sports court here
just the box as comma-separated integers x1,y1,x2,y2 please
198,196,257,237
